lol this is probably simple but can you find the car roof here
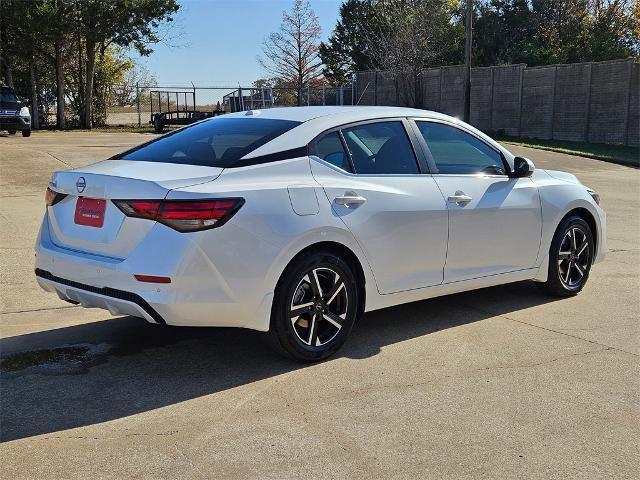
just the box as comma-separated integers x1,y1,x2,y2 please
212,106,514,166
224,105,451,123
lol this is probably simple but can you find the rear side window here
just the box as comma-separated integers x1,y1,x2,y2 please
117,117,301,168
416,122,506,175
342,122,419,174
312,132,352,172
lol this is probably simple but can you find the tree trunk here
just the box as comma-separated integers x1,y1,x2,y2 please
54,39,65,130
83,37,96,129
0,7,13,87
29,57,39,129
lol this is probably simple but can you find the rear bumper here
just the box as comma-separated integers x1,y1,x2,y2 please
35,269,166,324
34,214,274,330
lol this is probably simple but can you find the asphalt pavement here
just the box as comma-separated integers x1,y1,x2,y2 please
0,131,638,479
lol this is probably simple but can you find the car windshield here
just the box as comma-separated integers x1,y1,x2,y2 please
116,117,301,168
0,88,18,104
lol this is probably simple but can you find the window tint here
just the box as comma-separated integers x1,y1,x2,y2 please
117,117,300,168
0,87,18,104
416,122,506,175
342,121,419,174
313,132,352,172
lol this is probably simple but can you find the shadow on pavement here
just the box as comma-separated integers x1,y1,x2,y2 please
0,281,558,442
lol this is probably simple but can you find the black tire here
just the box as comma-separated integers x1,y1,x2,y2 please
21,129,31,137
269,251,361,362
537,215,594,297
153,116,164,134
7,129,16,135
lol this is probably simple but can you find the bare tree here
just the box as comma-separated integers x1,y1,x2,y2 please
365,0,456,107
259,0,323,106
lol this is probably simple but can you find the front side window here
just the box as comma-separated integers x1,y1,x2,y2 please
312,131,352,172
342,121,419,175
116,117,301,168
416,122,506,175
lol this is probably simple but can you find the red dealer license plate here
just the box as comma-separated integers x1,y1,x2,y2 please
74,197,106,228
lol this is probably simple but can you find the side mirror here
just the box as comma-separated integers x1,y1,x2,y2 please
511,156,535,178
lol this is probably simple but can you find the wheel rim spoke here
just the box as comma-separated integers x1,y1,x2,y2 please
574,262,584,277
571,228,578,251
326,281,345,305
307,313,320,346
577,241,588,257
310,270,324,297
563,263,572,283
323,312,344,329
290,302,314,317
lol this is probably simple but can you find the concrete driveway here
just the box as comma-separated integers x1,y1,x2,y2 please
0,131,638,479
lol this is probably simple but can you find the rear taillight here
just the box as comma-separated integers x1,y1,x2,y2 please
45,187,67,207
113,198,244,232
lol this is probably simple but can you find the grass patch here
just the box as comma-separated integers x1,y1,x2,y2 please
498,137,639,167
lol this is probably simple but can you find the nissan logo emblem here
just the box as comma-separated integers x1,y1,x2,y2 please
76,177,86,193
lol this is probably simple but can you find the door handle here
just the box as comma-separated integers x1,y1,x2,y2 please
447,191,473,205
334,193,367,207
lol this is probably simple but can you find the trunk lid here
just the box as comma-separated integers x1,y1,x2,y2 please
47,160,222,258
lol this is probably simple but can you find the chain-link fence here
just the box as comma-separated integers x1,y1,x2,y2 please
101,83,354,127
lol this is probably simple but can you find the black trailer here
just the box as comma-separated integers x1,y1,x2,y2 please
149,90,223,133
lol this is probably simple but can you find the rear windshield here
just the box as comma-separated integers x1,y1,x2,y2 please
116,117,301,168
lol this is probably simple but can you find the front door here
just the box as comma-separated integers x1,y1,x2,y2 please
413,120,542,283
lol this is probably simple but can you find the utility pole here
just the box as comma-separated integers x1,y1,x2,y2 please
463,0,473,123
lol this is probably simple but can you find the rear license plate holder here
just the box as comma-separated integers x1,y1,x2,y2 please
74,198,106,228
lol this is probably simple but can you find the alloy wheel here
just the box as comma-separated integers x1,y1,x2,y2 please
289,267,348,347
557,226,591,289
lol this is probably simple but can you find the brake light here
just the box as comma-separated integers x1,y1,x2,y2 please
45,187,67,207
112,198,244,232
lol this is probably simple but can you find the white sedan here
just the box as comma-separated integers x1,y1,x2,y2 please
36,107,606,361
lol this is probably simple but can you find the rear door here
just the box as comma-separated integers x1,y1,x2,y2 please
310,119,448,294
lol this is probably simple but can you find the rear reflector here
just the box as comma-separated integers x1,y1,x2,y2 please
113,198,244,232
134,274,172,283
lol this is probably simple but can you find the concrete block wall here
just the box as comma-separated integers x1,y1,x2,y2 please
469,67,493,132
355,59,639,146
627,62,639,147
520,66,555,140
552,63,592,142
588,60,632,144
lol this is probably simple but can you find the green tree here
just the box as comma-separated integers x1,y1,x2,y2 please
0,0,71,128
319,0,378,84
473,0,639,66
585,0,640,60
74,0,178,128
364,0,462,106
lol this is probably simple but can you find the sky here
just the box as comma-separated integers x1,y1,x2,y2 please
132,0,343,87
